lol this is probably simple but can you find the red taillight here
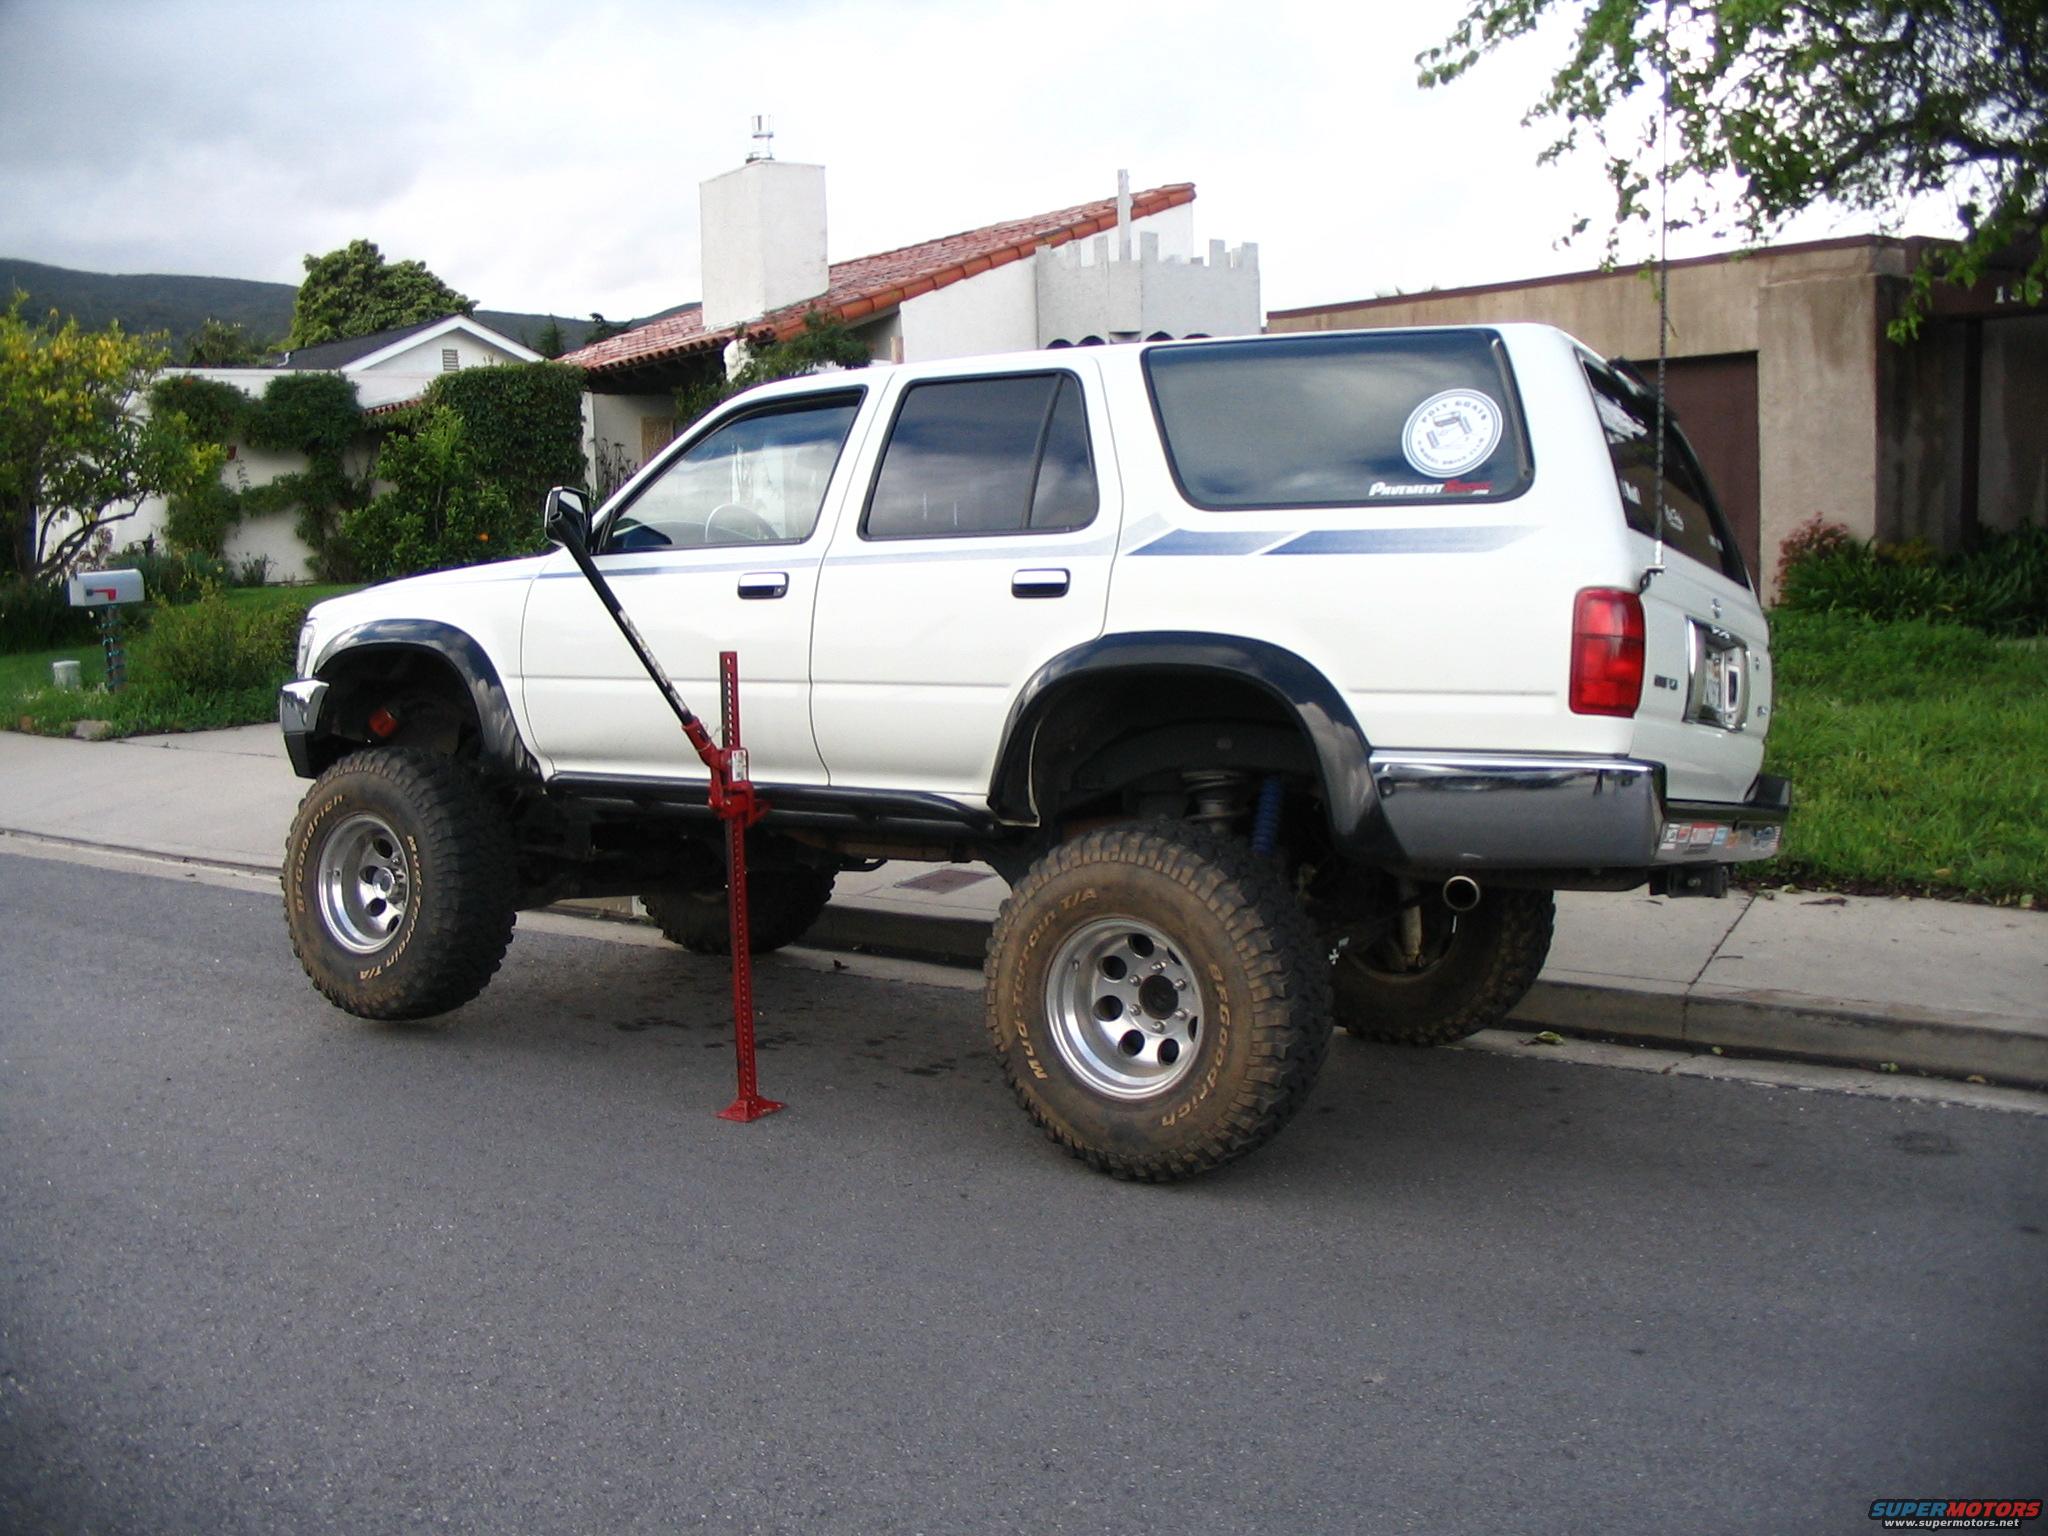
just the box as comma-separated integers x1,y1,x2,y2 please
1571,588,1645,716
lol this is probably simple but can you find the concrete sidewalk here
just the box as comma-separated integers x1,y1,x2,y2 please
4,724,2043,1087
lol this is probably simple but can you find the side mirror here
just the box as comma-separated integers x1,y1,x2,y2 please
543,486,590,551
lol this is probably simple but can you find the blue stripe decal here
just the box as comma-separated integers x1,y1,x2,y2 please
1129,528,1293,557
1265,526,1533,556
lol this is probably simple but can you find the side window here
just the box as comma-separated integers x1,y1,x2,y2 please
1581,361,1747,584
864,373,1098,539
604,393,861,553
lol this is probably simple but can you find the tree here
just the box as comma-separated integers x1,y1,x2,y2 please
534,318,566,359
185,317,271,367
584,312,629,345
287,239,474,349
0,296,222,579
1421,1,2048,335
674,310,872,429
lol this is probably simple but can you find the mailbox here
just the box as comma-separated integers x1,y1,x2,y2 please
67,569,145,607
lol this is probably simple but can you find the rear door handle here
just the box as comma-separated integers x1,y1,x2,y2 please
738,571,788,600
1012,568,1070,599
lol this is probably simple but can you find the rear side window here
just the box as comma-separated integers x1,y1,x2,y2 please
864,372,1098,539
1144,331,1532,509
1582,360,1748,585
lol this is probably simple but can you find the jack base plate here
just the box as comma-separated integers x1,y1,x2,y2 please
717,1094,785,1123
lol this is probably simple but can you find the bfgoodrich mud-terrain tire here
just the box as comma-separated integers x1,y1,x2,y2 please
642,867,836,955
1333,887,1554,1047
985,822,1332,1182
283,749,518,1021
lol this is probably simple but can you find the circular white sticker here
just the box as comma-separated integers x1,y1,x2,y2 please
1402,389,1504,478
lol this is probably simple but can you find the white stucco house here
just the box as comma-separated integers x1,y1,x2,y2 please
131,314,540,581
560,161,1261,489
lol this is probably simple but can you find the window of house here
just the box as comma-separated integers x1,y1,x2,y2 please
441,348,460,372
602,392,862,553
863,373,1098,539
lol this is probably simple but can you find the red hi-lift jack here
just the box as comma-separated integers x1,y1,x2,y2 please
550,503,782,1122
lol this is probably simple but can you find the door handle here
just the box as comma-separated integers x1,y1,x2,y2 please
737,571,788,600
1011,567,1070,599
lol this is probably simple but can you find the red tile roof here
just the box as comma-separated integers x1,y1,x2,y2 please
562,181,1197,376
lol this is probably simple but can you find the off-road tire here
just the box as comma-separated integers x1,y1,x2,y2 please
283,748,518,1021
1333,887,1554,1047
984,822,1332,1182
643,867,836,955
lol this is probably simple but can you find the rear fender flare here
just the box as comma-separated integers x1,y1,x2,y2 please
990,632,1390,854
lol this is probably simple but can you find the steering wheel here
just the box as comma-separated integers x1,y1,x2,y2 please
703,503,778,544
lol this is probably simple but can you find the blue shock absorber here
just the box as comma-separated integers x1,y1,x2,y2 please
1251,775,1284,858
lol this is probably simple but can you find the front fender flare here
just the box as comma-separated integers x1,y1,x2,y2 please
309,618,536,781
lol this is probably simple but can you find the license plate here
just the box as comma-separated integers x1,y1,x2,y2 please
1686,622,1749,731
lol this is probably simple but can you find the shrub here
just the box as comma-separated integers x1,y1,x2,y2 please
113,542,231,607
1775,522,2048,636
332,407,520,581
0,574,95,650
426,360,587,517
144,588,308,693
148,374,250,445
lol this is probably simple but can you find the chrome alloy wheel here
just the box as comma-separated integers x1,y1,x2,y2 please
316,812,413,955
1045,917,1205,1100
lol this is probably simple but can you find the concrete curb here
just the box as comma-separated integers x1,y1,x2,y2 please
801,904,2048,1092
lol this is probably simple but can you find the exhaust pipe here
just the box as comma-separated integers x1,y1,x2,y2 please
1441,875,1482,913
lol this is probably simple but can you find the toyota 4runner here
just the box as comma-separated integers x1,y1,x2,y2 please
279,324,1788,1180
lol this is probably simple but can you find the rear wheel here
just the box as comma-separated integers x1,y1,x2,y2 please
1331,885,1554,1046
985,822,1331,1182
283,749,517,1020
643,866,836,955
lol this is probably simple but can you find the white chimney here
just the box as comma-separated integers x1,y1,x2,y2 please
699,153,829,332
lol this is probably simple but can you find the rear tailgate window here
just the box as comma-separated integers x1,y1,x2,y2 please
1144,331,1532,510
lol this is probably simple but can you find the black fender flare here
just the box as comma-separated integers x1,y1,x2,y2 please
313,618,538,780
989,632,1393,854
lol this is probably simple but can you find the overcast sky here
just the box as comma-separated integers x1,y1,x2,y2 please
0,0,1950,322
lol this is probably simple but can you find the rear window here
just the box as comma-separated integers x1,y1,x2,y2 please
1143,331,1532,509
1582,359,1748,585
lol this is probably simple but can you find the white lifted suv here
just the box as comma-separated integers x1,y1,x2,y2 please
280,325,1787,1180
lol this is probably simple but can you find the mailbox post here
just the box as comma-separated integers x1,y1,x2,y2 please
66,569,146,691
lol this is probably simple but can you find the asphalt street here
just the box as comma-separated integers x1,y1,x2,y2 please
2,847,2044,1536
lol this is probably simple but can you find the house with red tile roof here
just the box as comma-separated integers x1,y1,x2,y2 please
563,156,1259,492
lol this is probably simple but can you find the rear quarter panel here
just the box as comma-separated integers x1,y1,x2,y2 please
1098,329,1642,759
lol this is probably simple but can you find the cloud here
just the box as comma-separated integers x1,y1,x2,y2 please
0,0,1952,319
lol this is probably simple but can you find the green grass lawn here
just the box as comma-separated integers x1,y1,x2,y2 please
1760,609,2047,905
3,584,357,739
3,589,2041,905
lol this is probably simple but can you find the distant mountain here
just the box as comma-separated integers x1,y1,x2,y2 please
0,256,638,359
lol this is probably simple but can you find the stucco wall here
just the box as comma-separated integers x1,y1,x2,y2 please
584,389,676,497
700,160,830,332
1036,230,1260,344
1756,274,1885,555
897,253,1041,361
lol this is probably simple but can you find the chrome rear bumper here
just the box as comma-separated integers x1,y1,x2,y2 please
1369,751,1787,871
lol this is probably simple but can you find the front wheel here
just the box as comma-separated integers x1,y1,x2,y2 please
1331,885,1554,1047
985,822,1332,1182
283,749,518,1020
